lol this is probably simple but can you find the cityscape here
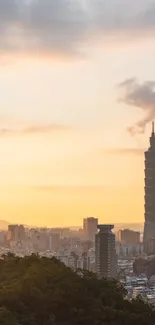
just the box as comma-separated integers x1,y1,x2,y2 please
0,123,155,305
1,0,155,323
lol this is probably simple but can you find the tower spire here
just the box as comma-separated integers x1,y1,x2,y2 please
152,121,155,136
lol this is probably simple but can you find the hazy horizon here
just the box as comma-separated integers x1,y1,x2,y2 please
0,0,155,226
0,220,144,233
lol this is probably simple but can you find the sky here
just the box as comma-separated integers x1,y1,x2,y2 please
1,0,155,227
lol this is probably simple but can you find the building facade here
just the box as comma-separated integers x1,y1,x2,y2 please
83,217,98,241
95,225,117,278
117,229,140,245
144,122,155,254
7,224,25,242
49,233,60,252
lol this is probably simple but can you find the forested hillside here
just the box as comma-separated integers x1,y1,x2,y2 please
0,254,154,325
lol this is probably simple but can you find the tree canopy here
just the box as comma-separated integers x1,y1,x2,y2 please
0,254,154,325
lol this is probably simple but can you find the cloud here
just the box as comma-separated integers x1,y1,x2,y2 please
0,0,155,56
31,185,105,192
119,78,155,135
92,1,155,32
22,124,71,134
0,0,89,56
104,148,144,156
0,123,70,136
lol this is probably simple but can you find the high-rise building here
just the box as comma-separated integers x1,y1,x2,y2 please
95,225,117,278
147,238,155,255
82,252,90,270
83,217,98,241
7,224,25,242
49,233,60,252
117,229,140,245
143,122,155,254
68,252,79,270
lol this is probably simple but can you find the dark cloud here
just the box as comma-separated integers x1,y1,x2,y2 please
0,0,89,55
0,0,155,56
0,123,70,136
140,3,155,28
91,0,155,32
119,78,155,135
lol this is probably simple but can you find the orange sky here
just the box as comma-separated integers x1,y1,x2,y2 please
0,125,146,226
0,0,155,227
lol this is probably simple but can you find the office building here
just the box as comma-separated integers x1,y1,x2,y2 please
7,224,25,242
95,225,117,278
68,252,78,270
117,229,140,245
49,233,60,252
143,122,155,254
81,252,90,270
116,242,143,258
83,217,98,241
50,228,70,238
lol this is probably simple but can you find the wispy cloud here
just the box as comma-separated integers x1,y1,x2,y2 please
22,124,71,134
0,123,71,137
119,78,155,135
0,0,155,56
31,185,106,192
104,148,144,156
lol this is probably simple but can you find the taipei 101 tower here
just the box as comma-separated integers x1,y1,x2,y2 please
143,122,155,254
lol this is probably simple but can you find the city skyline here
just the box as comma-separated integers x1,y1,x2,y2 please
0,0,155,226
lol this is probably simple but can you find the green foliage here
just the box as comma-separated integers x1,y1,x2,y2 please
0,254,154,325
0,306,20,325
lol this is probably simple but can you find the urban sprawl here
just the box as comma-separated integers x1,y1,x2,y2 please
1,123,155,305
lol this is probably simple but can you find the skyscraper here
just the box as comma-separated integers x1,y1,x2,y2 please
83,217,98,241
144,122,155,254
95,225,117,278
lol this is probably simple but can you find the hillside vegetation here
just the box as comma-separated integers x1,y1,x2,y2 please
0,254,154,325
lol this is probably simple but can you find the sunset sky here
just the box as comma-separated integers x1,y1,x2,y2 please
1,0,155,227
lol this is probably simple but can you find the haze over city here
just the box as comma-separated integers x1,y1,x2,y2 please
1,0,155,227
